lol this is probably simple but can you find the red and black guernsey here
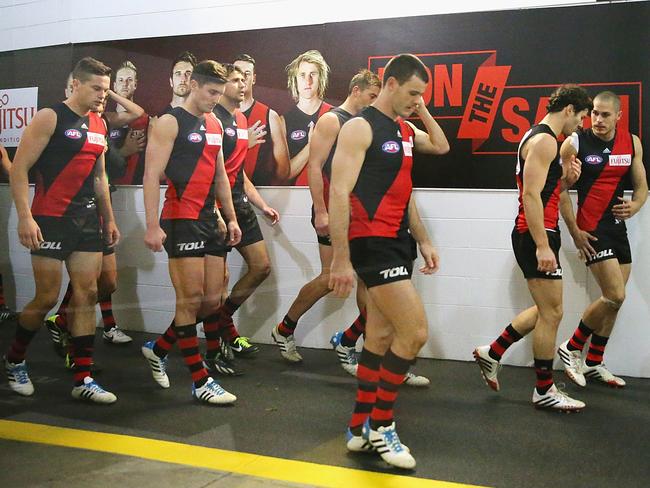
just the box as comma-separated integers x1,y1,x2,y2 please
31,103,106,218
574,128,635,232
213,105,248,202
110,112,150,185
321,107,353,210
242,100,272,184
349,106,415,240
514,124,562,233
161,107,223,220
284,101,332,186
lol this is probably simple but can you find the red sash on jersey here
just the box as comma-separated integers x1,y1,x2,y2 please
577,130,634,231
294,102,333,186
32,111,106,217
349,118,414,239
224,110,249,189
161,113,223,220
243,101,269,178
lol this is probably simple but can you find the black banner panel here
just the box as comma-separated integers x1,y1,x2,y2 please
0,2,647,188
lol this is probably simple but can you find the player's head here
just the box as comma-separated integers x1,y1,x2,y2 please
233,54,256,97
381,54,429,118
348,69,381,109
221,64,247,106
114,60,138,99
71,57,112,112
170,51,197,98
591,91,621,139
546,84,592,135
286,50,330,102
189,60,228,113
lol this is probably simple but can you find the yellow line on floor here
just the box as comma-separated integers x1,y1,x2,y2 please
0,420,487,488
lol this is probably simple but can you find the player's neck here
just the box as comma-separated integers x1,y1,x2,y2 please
240,94,254,112
593,128,615,143
340,98,359,116
181,99,204,117
539,113,563,139
170,94,186,108
64,99,91,117
297,97,321,114
372,97,398,121
219,98,239,115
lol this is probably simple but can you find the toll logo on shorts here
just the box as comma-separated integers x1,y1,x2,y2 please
64,129,82,140
40,241,62,250
382,141,401,154
588,249,614,261
379,266,409,279
544,267,563,277
177,241,205,251
584,154,603,165
187,132,203,143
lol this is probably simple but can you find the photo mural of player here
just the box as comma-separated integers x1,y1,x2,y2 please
0,1,646,188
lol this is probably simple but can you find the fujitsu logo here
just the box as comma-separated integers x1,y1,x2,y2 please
379,266,409,279
177,241,205,251
40,241,62,250
608,154,631,166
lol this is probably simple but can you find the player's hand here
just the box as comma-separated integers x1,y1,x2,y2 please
103,220,121,248
314,210,329,237
248,121,267,148
414,96,429,117
418,242,440,274
329,256,356,298
144,225,166,252
262,206,280,226
563,155,582,188
612,196,638,220
216,216,227,238
571,229,598,261
120,129,146,157
17,216,43,251
536,245,558,273
227,221,242,246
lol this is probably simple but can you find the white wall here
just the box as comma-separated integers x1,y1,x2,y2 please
0,0,595,52
1,184,648,378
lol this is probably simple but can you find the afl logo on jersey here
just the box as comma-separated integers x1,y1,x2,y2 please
64,129,82,140
187,132,203,143
109,129,121,139
291,130,307,141
225,127,236,137
382,141,401,154
584,155,603,165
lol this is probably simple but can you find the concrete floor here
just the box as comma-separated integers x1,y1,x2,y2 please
1,324,649,488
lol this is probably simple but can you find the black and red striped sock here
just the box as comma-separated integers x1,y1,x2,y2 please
71,334,94,386
586,333,609,366
369,349,411,429
153,320,177,358
341,309,366,347
100,298,116,332
6,321,37,363
174,323,209,387
568,320,594,352
277,314,298,337
349,348,382,435
488,324,523,360
534,358,554,395
203,313,222,358
219,317,240,342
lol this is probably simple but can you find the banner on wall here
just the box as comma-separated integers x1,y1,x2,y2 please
0,87,38,147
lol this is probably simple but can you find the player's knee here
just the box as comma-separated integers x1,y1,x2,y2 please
539,304,563,326
35,291,60,312
601,293,624,310
411,326,428,351
98,275,117,297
